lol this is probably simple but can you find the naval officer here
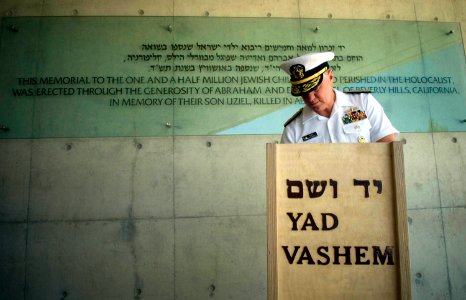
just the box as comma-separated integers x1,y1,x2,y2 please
280,52,398,144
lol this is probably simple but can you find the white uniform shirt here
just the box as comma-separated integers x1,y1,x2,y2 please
281,89,398,144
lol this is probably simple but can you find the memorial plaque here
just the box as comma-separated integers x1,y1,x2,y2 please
0,17,464,138
267,142,410,299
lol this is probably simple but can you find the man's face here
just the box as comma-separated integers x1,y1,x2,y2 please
301,69,335,110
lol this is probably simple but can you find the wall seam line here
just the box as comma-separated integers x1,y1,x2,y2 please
171,3,176,299
23,140,33,300
430,133,453,300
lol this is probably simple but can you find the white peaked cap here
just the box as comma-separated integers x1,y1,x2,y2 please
279,52,335,96
280,52,335,75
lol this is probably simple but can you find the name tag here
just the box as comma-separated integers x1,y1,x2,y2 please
302,132,318,141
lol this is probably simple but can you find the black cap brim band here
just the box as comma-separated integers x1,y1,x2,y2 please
289,62,329,96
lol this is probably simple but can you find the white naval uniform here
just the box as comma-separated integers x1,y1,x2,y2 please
281,89,398,144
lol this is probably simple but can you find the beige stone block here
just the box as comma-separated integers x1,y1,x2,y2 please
41,0,173,16
298,0,352,19
0,140,31,221
174,0,300,18
400,133,441,209
174,135,275,217
0,0,43,17
26,219,174,299
0,223,26,300
408,209,450,299
175,216,266,299
385,0,418,20
299,0,416,20
433,132,466,207
130,138,174,219
414,0,456,21
443,207,466,299
29,137,174,221
29,138,132,220
452,0,466,21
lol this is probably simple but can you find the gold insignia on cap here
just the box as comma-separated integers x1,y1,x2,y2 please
301,76,321,93
290,66,328,85
291,85,301,95
290,64,305,79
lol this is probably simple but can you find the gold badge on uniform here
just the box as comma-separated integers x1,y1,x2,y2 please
358,136,366,143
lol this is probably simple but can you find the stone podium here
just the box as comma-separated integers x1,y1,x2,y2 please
266,142,411,300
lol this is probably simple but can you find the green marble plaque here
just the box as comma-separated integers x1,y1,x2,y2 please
0,17,464,138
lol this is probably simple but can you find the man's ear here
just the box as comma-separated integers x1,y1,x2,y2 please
327,69,334,81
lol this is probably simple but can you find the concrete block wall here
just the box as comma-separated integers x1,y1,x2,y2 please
0,1,465,300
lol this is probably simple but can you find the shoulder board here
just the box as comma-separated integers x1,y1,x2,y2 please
284,108,303,127
344,90,371,94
